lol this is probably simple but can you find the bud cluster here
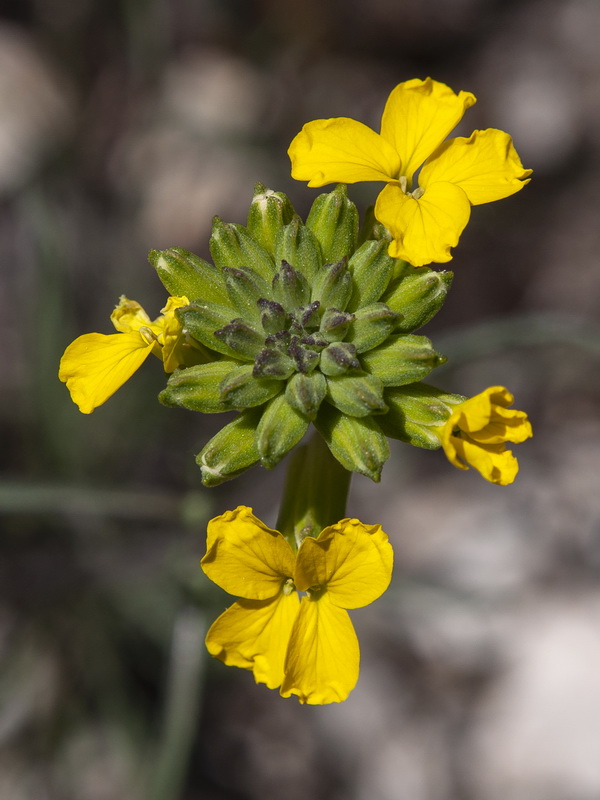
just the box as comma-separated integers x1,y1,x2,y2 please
152,184,453,485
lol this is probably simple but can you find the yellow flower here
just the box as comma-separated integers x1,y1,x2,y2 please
288,77,532,267
59,295,190,413
202,506,393,704
440,386,532,485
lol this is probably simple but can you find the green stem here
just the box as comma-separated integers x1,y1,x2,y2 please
276,433,351,550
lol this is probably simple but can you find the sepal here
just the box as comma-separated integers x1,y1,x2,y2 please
347,240,394,311
149,247,230,305
274,216,323,284
223,266,271,324
377,383,465,449
315,405,389,481
325,373,388,417
158,360,237,412
178,302,247,360
319,342,361,376
346,303,401,353
210,218,275,283
310,258,352,311
285,371,327,420
382,267,453,333
306,184,359,264
196,409,262,486
272,261,311,310
256,394,309,468
360,334,446,386
219,364,283,408
246,184,295,257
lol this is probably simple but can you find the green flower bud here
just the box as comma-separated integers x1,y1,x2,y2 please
258,299,289,335
178,302,247,360
360,334,446,386
253,346,295,379
377,383,464,449
256,394,309,469
246,183,295,257
307,184,359,264
196,409,262,486
315,404,389,482
319,308,354,342
214,319,265,360
272,261,311,310
219,364,282,408
210,218,275,283
326,373,388,417
346,303,401,353
382,267,453,333
149,247,230,305
274,216,323,284
285,372,327,419
159,360,237,412
310,258,353,311
347,240,394,312
223,266,272,324
319,342,361,376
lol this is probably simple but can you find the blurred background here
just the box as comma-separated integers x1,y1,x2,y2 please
2,0,600,797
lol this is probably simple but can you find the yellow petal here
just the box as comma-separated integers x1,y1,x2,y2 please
375,181,471,266
420,129,532,205
451,386,532,443
288,118,401,186
110,296,157,333
295,519,393,609
58,332,153,414
379,78,476,186
205,593,299,689
450,435,519,486
202,506,296,600
160,301,189,373
280,594,359,704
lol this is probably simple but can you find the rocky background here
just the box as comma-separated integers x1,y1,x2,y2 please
2,0,600,798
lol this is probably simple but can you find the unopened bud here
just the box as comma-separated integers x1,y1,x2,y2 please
246,184,295,257
306,184,358,264
360,334,446,386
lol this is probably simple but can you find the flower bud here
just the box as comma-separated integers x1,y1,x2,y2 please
306,184,359,264
253,347,295,379
272,261,311,310
346,303,401,353
159,360,237,412
310,258,353,311
326,373,387,417
219,364,282,408
223,266,271,324
210,218,275,283
319,342,361,376
382,267,453,333
319,308,354,342
214,319,265,359
360,334,446,386
196,409,262,486
178,302,241,359
256,394,309,469
347,240,394,311
274,216,323,284
315,405,389,482
377,383,464,449
149,247,229,305
246,184,295,257
285,372,327,419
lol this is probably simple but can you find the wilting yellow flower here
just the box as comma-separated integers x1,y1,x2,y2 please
289,77,532,267
439,386,532,485
202,506,393,704
59,295,190,413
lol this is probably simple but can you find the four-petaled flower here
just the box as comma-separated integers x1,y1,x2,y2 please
439,385,532,485
289,77,532,267
202,506,393,704
59,295,193,414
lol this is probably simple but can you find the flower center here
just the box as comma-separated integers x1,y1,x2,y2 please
282,578,296,595
399,175,424,200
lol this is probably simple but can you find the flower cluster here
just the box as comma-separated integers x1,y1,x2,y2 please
58,76,535,704
202,506,393,704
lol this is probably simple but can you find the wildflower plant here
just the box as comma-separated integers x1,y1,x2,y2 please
59,78,533,704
